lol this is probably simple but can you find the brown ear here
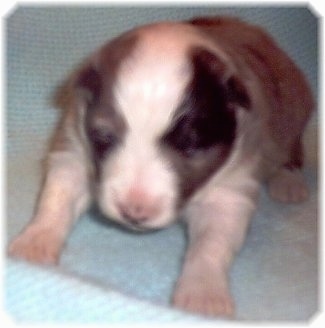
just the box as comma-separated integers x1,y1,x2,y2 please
191,47,251,111
74,64,102,107
53,63,102,111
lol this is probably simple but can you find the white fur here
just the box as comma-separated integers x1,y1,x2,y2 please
173,133,261,316
97,28,195,228
8,151,90,264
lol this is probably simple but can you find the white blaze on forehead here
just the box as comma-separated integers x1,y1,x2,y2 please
113,22,233,139
114,23,200,139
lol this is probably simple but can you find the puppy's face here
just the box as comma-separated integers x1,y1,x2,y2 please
74,25,250,231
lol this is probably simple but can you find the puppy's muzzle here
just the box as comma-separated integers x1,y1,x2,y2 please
116,188,164,229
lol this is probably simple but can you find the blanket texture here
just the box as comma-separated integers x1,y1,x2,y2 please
6,6,318,323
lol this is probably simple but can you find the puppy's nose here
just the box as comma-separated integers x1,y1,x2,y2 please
117,187,163,226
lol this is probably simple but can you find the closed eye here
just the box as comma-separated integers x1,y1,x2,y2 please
162,115,203,158
88,128,118,158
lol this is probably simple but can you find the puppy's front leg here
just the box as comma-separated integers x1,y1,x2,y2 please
173,179,259,317
8,151,90,265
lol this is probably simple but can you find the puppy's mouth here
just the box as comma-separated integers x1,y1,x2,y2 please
121,221,162,233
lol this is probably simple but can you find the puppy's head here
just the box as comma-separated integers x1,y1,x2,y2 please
71,23,250,231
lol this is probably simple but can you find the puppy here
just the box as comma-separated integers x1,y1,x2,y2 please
9,16,313,317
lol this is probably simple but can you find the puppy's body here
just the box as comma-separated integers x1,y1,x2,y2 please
9,17,313,317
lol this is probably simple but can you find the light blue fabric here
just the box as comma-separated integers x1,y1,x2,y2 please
6,6,318,323
5,260,206,323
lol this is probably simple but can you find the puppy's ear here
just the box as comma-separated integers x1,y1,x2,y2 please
191,48,251,110
74,64,102,107
53,63,102,111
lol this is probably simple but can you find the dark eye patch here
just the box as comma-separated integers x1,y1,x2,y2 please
160,47,249,204
87,126,118,159
162,48,237,158
84,105,127,176
162,111,220,158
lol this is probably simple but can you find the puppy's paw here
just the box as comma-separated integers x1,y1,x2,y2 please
173,274,235,318
8,225,61,265
268,168,309,203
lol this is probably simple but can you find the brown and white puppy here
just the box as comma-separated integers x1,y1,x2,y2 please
9,17,313,317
